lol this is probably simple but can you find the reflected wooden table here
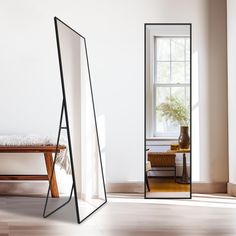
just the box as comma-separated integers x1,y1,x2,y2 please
167,149,190,184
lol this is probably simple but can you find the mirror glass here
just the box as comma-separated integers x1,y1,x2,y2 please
145,24,191,198
44,18,106,223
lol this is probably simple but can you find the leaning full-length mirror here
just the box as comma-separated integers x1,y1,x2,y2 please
145,24,191,198
44,18,106,223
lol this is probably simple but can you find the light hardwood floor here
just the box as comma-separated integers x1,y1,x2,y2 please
0,194,236,235
146,177,191,198
148,177,190,192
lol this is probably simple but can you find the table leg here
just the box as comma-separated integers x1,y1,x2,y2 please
44,153,59,198
177,153,190,184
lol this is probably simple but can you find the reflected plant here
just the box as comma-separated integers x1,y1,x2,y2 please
157,95,189,126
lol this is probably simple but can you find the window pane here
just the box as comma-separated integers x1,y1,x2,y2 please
171,87,190,124
156,87,170,106
171,38,185,61
155,86,190,137
186,38,190,61
156,62,170,83
171,87,185,102
156,87,169,135
186,86,190,128
156,38,170,61
155,87,179,136
186,61,190,83
172,62,185,83
186,86,190,108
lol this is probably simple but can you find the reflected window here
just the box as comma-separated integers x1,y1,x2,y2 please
154,37,190,137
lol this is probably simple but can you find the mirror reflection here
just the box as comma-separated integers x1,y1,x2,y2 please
145,24,191,198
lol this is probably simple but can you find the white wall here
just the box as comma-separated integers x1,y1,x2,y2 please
227,0,236,192
0,0,228,185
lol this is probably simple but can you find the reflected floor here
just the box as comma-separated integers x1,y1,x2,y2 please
146,177,190,198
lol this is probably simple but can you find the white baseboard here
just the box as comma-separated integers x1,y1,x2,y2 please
227,182,236,196
192,181,227,193
0,181,228,196
107,182,144,193
0,181,48,197
107,181,227,194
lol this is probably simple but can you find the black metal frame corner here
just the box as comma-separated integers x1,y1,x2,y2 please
43,17,107,224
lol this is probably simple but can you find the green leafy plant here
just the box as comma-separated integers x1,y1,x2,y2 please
157,95,189,126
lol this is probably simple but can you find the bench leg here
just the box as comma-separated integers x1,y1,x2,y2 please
44,153,59,198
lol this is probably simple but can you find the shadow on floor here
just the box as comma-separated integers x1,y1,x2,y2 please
0,195,78,224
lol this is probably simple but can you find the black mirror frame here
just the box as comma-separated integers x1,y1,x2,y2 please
144,23,192,199
43,17,107,223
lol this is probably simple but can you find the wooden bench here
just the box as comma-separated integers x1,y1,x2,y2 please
0,145,66,198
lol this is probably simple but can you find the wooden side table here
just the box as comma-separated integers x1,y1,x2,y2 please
167,149,190,184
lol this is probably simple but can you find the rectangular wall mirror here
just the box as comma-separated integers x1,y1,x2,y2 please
44,18,106,223
145,24,191,199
